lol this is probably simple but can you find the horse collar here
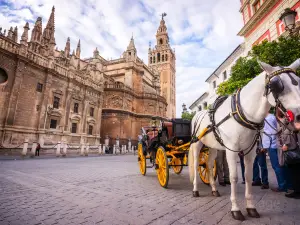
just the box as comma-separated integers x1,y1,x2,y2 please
231,89,264,130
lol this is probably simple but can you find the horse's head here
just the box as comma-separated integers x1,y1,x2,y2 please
259,59,300,130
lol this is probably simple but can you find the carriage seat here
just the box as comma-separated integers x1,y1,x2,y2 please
171,119,191,143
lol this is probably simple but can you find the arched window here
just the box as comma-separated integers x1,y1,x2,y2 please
165,54,168,61
153,56,156,63
162,55,164,62
150,57,152,64
0,68,8,85
159,38,163,44
157,53,160,62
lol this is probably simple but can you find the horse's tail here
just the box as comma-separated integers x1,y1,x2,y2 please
188,143,194,183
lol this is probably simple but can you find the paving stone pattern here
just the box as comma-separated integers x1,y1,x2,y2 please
0,155,299,225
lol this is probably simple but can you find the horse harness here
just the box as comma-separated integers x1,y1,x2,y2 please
192,67,298,155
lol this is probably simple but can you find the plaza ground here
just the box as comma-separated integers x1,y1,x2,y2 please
0,155,299,225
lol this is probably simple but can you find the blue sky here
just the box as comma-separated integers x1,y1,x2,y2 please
0,0,244,117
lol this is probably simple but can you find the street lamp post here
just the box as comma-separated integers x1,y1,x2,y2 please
280,8,299,36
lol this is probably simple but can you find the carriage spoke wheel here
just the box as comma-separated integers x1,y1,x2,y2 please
198,151,217,185
155,146,169,188
171,157,183,174
138,143,146,175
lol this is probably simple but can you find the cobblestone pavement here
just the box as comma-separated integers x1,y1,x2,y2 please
0,155,299,225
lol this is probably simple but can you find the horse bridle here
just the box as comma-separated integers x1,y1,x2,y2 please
264,67,298,126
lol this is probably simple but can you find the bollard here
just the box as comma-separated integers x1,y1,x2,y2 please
124,145,127,153
30,142,37,158
80,143,85,156
56,141,61,157
113,145,116,154
85,143,89,156
62,141,67,157
103,145,106,154
21,138,29,157
98,144,102,155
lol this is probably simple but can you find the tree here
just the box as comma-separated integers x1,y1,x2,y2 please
217,36,300,96
181,111,196,121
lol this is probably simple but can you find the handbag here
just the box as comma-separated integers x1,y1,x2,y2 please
284,132,300,165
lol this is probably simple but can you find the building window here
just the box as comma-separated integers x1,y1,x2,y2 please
165,54,168,61
53,96,60,109
74,103,79,113
36,105,40,111
213,81,216,89
150,57,152,64
157,53,160,62
36,83,43,92
253,0,261,13
50,119,57,129
162,55,165,62
223,71,227,80
129,52,131,56
198,105,202,111
88,125,93,135
153,56,155,63
159,38,163,44
71,123,77,133
90,107,94,117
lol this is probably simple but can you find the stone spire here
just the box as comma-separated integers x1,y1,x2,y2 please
64,37,70,57
76,39,81,58
127,35,136,51
12,26,18,42
125,36,137,62
156,12,169,46
93,47,99,58
42,6,56,46
21,22,30,45
31,17,43,42
7,27,13,40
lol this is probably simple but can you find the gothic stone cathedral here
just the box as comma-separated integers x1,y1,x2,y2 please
0,7,176,147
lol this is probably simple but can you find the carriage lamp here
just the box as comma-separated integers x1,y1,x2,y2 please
280,8,298,35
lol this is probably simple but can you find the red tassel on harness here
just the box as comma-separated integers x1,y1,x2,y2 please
286,110,294,122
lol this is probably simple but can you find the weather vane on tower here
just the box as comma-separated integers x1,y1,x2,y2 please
161,12,167,20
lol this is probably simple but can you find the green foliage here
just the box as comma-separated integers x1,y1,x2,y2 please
181,111,196,121
216,36,300,96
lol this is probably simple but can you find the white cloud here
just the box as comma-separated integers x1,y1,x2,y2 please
1,0,244,117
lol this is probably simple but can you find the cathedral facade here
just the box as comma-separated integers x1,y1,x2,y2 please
0,7,174,147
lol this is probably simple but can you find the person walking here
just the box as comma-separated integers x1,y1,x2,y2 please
263,109,291,192
216,150,230,186
252,145,269,189
35,143,41,156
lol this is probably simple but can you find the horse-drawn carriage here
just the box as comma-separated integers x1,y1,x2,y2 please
137,118,217,188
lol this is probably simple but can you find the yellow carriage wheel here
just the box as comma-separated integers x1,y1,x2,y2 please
155,146,169,188
138,143,146,175
171,157,183,175
198,151,217,185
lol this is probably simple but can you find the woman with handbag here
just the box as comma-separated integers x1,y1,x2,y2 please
283,131,300,199
278,127,300,199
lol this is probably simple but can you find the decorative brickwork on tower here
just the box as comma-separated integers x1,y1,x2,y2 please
148,14,176,118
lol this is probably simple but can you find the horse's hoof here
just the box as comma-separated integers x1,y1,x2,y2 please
247,208,260,218
212,191,221,197
193,191,200,197
231,211,245,221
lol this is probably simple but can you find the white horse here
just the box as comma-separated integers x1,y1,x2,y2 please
189,59,300,221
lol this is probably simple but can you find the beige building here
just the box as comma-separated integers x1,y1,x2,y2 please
238,0,300,52
148,15,176,118
0,7,169,148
